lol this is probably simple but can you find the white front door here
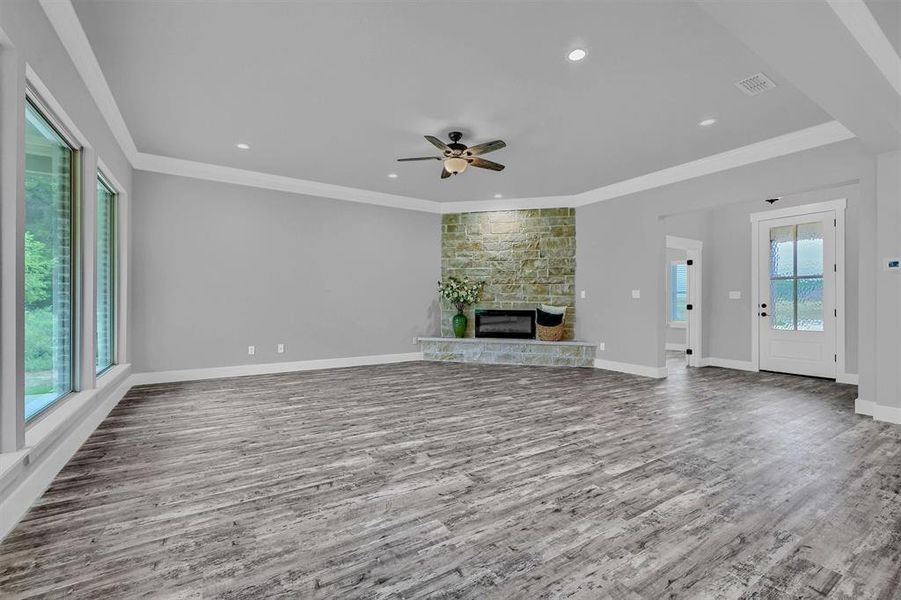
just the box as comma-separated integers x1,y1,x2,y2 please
757,211,836,378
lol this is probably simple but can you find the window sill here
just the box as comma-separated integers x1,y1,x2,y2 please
1,364,131,492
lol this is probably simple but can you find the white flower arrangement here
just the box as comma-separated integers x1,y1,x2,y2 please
438,276,486,313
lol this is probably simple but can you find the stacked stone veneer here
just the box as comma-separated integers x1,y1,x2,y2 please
420,338,596,368
441,208,576,339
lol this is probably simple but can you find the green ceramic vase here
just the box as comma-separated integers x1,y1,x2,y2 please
452,311,467,338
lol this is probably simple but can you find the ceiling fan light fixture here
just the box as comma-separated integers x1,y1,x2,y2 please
444,157,468,175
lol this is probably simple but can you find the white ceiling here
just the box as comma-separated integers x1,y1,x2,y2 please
865,0,901,58
72,0,833,203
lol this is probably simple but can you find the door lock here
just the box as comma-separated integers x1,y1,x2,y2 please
759,312,768,317
760,303,767,308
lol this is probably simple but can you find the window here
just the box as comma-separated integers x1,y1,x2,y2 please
769,222,824,331
669,261,688,325
96,175,116,375
24,99,76,422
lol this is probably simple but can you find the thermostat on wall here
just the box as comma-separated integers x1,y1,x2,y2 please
887,258,901,272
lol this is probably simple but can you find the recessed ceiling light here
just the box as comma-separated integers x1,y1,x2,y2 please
387,173,398,179
567,48,587,62
236,143,250,150
494,193,503,199
698,118,717,127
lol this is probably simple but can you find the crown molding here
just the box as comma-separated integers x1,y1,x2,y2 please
41,0,856,216
569,120,855,206
39,0,138,163
134,152,442,213
826,0,901,99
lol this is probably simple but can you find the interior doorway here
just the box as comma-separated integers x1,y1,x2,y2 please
666,236,703,371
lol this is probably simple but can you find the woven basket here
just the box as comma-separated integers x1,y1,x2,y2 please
536,321,564,342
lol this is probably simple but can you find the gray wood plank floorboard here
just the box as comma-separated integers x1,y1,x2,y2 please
1,358,899,599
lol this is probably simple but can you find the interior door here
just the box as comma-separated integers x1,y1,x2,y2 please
757,211,836,378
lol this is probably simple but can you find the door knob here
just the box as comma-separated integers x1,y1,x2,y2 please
760,303,767,308
759,312,768,317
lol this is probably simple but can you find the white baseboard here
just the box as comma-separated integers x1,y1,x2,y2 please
0,366,132,542
699,357,758,372
836,373,859,385
594,359,667,379
873,404,901,425
130,352,424,386
665,343,687,352
855,398,875,416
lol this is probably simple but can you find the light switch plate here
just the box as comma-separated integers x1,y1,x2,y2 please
277,344,285,353
580,290,586,299
248,345,255,355
631,289,641,299
729,291,741,299
598,342,605,351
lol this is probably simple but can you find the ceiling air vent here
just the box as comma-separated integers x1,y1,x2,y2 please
734,72,776,96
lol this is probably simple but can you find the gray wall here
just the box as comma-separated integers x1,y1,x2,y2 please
576,138,873,371
131,172,440,373
663,183,861,370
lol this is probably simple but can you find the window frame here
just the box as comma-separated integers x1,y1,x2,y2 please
667,259,688,328
23,91,82,425
95,172,118,377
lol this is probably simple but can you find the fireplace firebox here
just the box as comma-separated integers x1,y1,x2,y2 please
474,309,536,339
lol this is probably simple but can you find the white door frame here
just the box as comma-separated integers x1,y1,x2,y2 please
750,198,847,379
666,236,703,368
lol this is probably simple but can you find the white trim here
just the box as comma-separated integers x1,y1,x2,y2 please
39,2,856,214
665,343,687,352
25,65,89,149
0,364,131,542
700,357,758,372
130,352,424,386
665,236,704,251
826,0,901,99
855,397,874,416
749,198,847,223
750,199,846,378
593,359,667,379
570,121,854,207
873,404,901,425
38,0,139,162
135,153,442,214
837,373,859,385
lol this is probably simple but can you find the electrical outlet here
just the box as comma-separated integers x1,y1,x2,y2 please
277,343,285,353
580,290,586,299
598,342,605,351
248,345,255,356
631,289,641,299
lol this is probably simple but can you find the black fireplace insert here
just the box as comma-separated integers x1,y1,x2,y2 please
474,309,536,339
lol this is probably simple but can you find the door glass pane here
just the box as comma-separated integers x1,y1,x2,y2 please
797,222,824,277
770,225,794,278
797,277,824,331
96,177,115,374
770,279,795,330
25,100,74,421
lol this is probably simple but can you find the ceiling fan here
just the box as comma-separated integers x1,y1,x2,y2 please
398,131,506,179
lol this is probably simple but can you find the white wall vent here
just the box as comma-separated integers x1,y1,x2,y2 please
734,72,777,96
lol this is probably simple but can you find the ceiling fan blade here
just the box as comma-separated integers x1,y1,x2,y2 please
468,157,505,171
425,135,451,152
397,156,441,161
464,140,506,156
440,168,452,179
